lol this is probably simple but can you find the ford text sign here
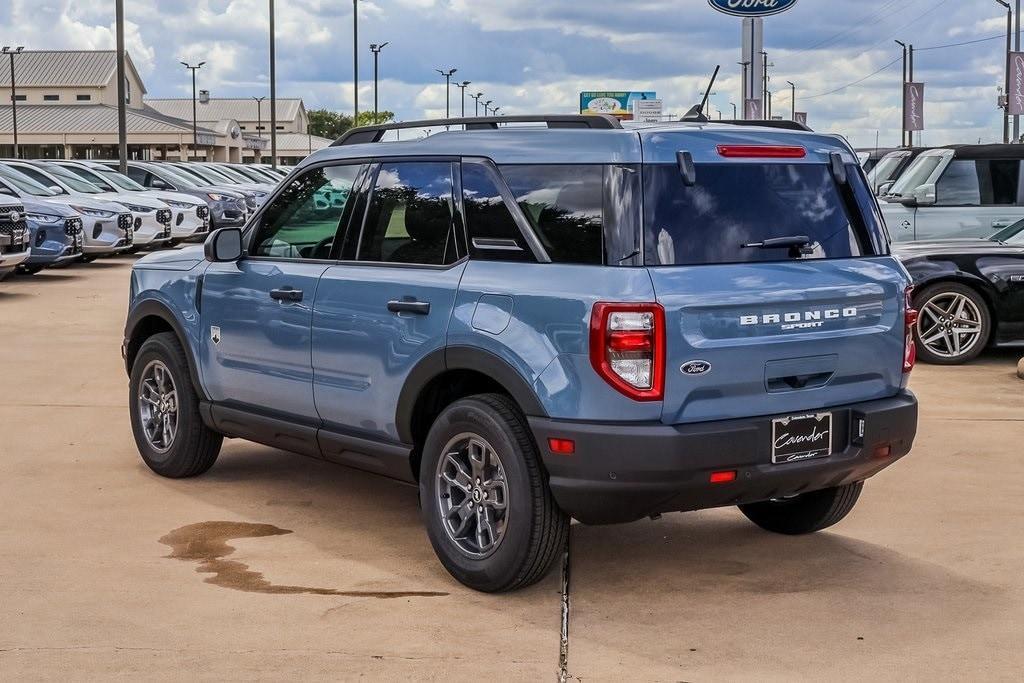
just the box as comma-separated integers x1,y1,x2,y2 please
708,0,799,17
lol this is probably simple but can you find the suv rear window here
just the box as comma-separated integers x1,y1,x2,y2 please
644,163,871,266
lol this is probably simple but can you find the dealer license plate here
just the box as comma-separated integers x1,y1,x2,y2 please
771,412,833,464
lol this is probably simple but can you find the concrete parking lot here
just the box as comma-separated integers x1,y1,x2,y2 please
2,255,1022,681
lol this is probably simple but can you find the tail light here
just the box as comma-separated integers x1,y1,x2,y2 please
716,144,806,159
590,302,665,401
903,286,918,374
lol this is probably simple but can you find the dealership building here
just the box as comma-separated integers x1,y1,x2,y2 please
0,50,332,165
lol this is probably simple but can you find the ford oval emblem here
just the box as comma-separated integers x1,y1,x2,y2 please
708,0,799,18
681,360,712,376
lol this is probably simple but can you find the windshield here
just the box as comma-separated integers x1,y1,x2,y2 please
644,163,872,266
61,165,118,192
991,220,1024,243
95,167,147,192
151,165,200,189
0,164,57,196
40,164,104,194
180,164,235,184
866,153,909,188
889,154,946,197
232,165,273,182
212,165,252,183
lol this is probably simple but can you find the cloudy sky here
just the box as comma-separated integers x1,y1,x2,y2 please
0,0,1016,146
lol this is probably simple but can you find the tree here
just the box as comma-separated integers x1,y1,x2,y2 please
307,109,395,139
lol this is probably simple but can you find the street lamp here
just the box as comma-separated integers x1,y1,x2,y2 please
353,0,359,122
2,47,23,159
470,92,483,117
435,68,457,118
997,0,1012,143
180,60,205,161
491,106,501,116
456,80,471,117
115,0,127,171
269,0,277,168
737,61,751,119
483,100,492,116
370,42,389,118
895,40,908,146
786,80,796,122
252,96,266,138
729,101,737,119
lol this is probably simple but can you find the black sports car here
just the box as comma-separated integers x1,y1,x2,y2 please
894,222,1024,364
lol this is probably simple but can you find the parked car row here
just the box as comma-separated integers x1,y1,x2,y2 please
857,143,1024,364
0,160,285,278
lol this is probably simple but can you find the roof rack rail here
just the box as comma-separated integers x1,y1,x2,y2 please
331,114,623,146
713,119,813,132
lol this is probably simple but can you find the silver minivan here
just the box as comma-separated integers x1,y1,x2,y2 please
881,145,1024,242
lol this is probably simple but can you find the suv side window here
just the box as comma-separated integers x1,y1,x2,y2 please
125,166,148,185
937,159,1021,206
355,161,459,265
251,163,365,259
461,161,535,262
499,164,604,265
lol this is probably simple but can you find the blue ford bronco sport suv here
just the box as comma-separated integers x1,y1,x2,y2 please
124,114,919,592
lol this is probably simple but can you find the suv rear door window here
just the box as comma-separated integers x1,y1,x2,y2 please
936,159,1021,206
461,161,534,262
644,163,869,266
499,165,604,264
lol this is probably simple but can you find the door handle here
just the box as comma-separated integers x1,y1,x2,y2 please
387,300,431,315
270,287,304,302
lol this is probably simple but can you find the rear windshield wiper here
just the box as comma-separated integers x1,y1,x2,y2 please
742,235,815,256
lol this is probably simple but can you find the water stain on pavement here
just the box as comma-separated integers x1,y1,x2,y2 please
159,521,448,599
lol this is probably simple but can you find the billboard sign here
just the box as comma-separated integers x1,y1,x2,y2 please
580,91,658,118
794,112,808,126
904,82,925,132
632,99,664,123
708,0,799,18
745,98,763,120
1010,52,1024,116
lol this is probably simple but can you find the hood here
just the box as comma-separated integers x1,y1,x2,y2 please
43,195,130,214
95,192,169,210
133,244,206,271
196,185,247,199
19,197,78,218
143,190,206,207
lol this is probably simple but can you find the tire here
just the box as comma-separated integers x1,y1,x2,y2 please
128,331,222,478
912,282,991,365
739,482,864,535
419,393,569,593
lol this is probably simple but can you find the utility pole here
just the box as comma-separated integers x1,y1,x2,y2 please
115,0,128,172
1016,0,1021,141
767,90,772,119
352,0,359,122
760,51,773,119
180,61,205,161
370,42,388,118
2,47,23,159
786,80,796,121
456,81,471,117
999,0,1012,143
738,61,750,119
435,68,457,118
269,0,277,168
908,44,915,146
471,92,483,117
895,40,907,147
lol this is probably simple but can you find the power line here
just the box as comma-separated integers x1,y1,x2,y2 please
792,0,913,57
800,56,902,100
916,33,1006,52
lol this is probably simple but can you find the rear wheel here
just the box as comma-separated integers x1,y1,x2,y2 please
912,282,990,365
420,394,568,592
739,482,863,535
129,332,222,478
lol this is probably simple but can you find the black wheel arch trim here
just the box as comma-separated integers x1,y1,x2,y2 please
395,345,549,444
124,299,209,401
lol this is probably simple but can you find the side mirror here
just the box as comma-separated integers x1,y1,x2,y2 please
204,228,243,262
877,181,895,196
902,183,936,207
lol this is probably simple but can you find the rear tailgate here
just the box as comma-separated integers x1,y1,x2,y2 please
649,259,907,425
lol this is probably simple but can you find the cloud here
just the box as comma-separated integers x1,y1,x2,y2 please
0,0,1017,146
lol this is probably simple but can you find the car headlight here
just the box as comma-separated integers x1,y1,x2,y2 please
26,212,63,224
124,203,156,214
164,199,196,209
207,193,230,201
70,205,116,218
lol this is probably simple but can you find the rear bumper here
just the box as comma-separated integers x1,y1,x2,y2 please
529,391,918,525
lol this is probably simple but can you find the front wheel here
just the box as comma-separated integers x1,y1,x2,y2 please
739,482,863,535
129,332,222,478
419,394,568,593
913,282,990,365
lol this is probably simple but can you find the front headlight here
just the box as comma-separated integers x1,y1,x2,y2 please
70,205,116,218
207,193,230,201
26,212,63,224
164,199,196,209
124,203,156,214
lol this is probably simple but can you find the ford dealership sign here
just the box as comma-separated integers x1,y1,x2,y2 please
708,0,798,17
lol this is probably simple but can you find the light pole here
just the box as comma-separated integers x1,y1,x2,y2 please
760,50,774,119
115,0,127,171
370,42,389,118
251,96,266,164
1016,0,1021,140
895,40,907,146
738,61,750,119
2,47,23,159
492,106,501,116
998,0,1012,143
483,100,492,116
180,60,205,161
471,92,483,116
456,80,471,117
435,68,457,118
786,80,796,122
353,0,359,122
269,0,277,168
729,102,737,119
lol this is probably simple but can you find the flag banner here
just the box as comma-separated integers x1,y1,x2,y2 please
904,82,925,132
1009,53,1024,116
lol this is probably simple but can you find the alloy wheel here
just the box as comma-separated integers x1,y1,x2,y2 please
137,359,179,453
917,291,984,360
435,433,510,558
